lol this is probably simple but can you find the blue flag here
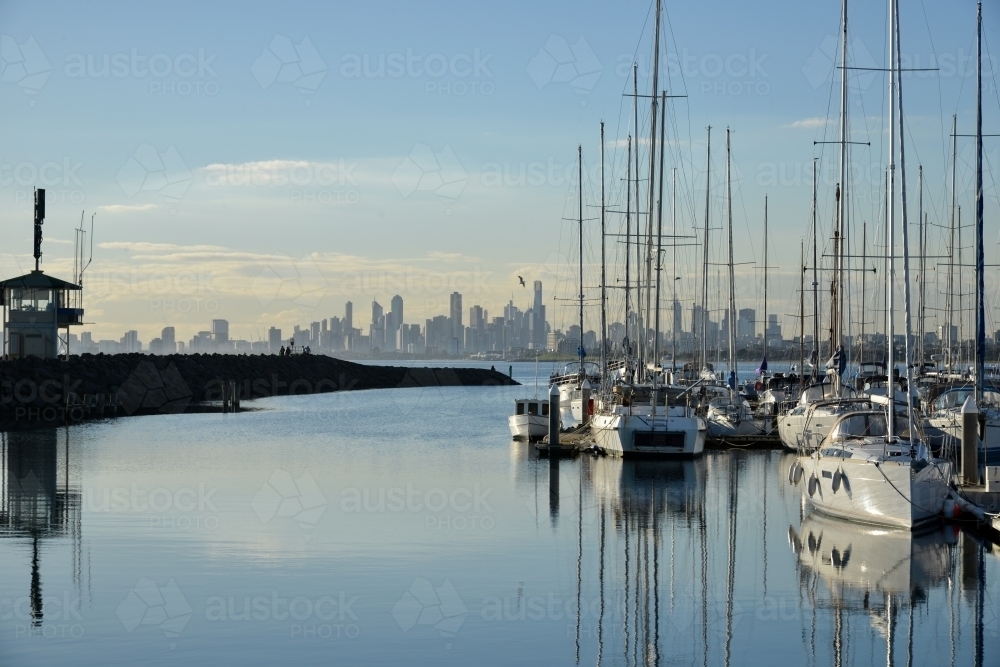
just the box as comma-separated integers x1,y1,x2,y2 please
757,355,768,375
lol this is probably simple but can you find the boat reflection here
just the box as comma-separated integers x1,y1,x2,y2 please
0,429,84,629
790,512,992,667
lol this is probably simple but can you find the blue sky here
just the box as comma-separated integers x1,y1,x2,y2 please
0,0,996,343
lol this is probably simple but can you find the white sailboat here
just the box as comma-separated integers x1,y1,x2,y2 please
794,0,954,530
591,0,705,458
509,354,550,441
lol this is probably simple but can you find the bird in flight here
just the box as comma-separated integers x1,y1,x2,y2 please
518,276,526,287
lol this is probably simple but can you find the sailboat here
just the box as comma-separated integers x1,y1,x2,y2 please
794,0,953,529
924,2,1000,458
706,129,766,439
591,0,706,458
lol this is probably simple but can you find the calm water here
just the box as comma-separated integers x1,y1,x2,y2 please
1,361,996,666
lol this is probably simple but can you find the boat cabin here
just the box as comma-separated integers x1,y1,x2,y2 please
514,399,549,417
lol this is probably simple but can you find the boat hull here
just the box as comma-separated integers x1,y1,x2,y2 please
508,414,548,441
796,454,951,530
592,408,706,458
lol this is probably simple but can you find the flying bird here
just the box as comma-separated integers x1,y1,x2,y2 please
518,276,526,287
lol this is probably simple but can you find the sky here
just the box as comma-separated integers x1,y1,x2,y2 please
0,0,997,345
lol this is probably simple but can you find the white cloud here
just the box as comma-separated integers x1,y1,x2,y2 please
99,204,158,212
787,117,829,129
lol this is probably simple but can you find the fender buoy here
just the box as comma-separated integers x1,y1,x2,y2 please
755,381,764,392
808,474,818,497
788,462,803,485
832,470,842,493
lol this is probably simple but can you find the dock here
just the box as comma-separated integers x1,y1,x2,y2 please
705,433,783,449
537,425,595,456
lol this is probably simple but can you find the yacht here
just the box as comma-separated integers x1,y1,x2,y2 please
776,382,866,451
705,394,770,439
591,397,706,458
790,409,952,529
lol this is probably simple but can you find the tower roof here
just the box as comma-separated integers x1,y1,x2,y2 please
0,270,81,291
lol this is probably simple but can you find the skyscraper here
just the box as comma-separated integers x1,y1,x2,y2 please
212,319,229,343
531,281,546,349
450,292,463,341
390,295,403,350
268,327,281,352
345,301,353,330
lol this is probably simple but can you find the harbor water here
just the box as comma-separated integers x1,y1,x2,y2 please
1,361,996,666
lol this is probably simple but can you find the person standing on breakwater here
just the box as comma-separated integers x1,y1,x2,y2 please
279,345,285,357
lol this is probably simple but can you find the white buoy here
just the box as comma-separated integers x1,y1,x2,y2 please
581,379,591,425
961,396,980,485
548,384,560,448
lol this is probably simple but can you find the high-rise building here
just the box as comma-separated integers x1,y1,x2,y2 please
450,292,463,342
390,295,403,347
212,319,229,344
766,314,782,340
268,327,282,352
345,301,353,330
531,281,546,348
161,326,176,353
672,300,682,334
737,308,755,341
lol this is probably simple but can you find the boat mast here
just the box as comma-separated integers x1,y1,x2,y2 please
672,166,678,374
601,121,607,379
976,0,985,401
701,127,712,370
887,0,897,440
763,196,768,367
918,165,925,366
626,136,632,362
726,128,737,389
799,241,805,395
835,0,849,388
831,185,841,393
948,114,957,374
860,221,867,365
653,91,666,414
894,0,917,439
812,158,819,381
645,0,662,376
633,64,643,373
578,145,585,377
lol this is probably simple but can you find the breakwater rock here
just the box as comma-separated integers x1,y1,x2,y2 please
0,353,518,430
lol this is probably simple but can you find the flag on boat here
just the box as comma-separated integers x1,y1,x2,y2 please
826,344,846,375
757,355,768,375
577,346,587,358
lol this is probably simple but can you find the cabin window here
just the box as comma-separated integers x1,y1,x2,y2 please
528,402,538,415
542,403,549,416
516,402,524,415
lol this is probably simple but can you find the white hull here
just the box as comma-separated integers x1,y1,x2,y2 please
508,414,548,441
926,411,1000,451
591,405,705,458
796,453,951,530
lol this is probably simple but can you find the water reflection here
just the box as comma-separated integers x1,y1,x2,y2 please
0,429,84,628
510,445,995,667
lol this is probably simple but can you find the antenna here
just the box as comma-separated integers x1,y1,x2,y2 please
33,188,45,271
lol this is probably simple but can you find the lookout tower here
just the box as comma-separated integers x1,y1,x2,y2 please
0,189,85,359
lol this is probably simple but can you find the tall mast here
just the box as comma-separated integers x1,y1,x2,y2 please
653,91,666,414
948,114,957,373
726,128,737,388
837,0,849,379
976,0,985,400
701,127,712,370
645,0,662,376
671,166,677,373
812,158,819,380
894,0,916,438
918,165,925,366
600,122,607,378
860,221,867,365
633,64,643,371
578,145,585,376
887,0,897,440
831,184,842,394
626,136,632,359
763,196,769,366
799,241,805,395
